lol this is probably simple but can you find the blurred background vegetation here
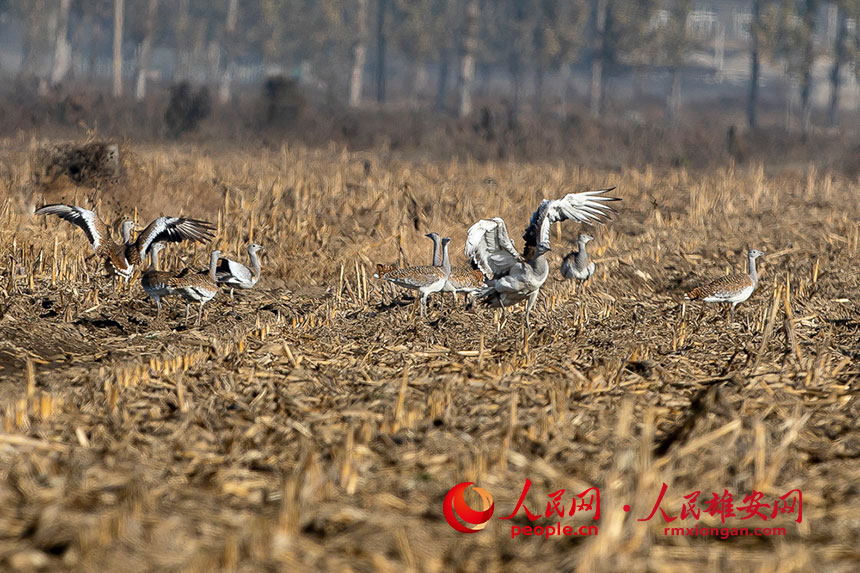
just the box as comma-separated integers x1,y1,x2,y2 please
3,0,860,170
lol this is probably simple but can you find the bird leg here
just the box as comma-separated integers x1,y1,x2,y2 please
419,294,428,317
155,298,162,319
196,302,204,325
524,292,539,332
185,302,191,324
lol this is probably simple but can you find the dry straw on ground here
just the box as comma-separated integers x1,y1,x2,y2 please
0,139,857,572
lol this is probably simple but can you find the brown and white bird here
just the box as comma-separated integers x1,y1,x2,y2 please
425,232,486,302
168,250,221,325
466,188,620,328
35,204,215,283
684,249,765,322
374,237,451,316
35,204,135,281
561,233,596,293
140,242,175,318
215,243,263,298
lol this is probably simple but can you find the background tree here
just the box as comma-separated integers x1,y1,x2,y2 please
458,0,479,118
112,0,124,97
349,0,369,106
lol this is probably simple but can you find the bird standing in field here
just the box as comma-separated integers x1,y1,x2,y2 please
561,233,596,293
168,250,221,325
140,242,174,318
35,204,215,284
374,237,452,316
425,232,486,303
684,249,765,322
215,243,264,297
466,188,620,329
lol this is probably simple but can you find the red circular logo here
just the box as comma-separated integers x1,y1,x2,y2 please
443,482,495,533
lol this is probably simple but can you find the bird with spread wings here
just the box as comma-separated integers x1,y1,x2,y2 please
464,188,620,328
35,204,215,284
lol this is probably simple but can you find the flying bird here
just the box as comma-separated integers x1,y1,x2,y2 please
465,188,620,328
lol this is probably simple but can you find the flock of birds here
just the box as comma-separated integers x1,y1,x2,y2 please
33,187,766,329
373,187,766,328
34,204,264,324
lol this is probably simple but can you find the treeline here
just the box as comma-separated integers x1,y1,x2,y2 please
3,0,860,133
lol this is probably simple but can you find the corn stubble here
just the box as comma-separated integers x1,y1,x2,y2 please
0,141,856,571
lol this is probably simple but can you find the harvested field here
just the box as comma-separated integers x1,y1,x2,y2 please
0,139,858,572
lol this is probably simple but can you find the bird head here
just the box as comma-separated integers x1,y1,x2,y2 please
536,242,552,256
749,249,765,259
248,243,264,253
579,233,594,244
120,220,135,242
424,232,440,241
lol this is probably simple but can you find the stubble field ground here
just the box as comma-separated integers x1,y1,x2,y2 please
0,137,857,572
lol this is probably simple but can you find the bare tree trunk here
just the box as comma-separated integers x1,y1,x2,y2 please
50,0,72,86
559,62,572,117
534,64,544,113
666,67,681,124
800,0,817,140
747,0,760,129
112,0,125,97
135,0,158,101
458,0,479,118
435,53,449,111
589,0,608,118
376,0,387,102
829,7,847,128
349,0,369,107
218,0,239,104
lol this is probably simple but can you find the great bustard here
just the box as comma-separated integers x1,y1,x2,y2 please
684,249,765,322
168,250,221,325
140,242,175,318
465,188,620,328
215,243,264,297
35,204,215,282
374,237,451,316
425,232,486,302
561,233,596,293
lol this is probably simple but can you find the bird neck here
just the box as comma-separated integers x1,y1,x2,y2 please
748,254,759,285
209,253,219,282
249,250,262,279
575,240,589,268
431,236,442,266
150,248,161,272
441,243,451,276
529,252,549,274
121,223,133,245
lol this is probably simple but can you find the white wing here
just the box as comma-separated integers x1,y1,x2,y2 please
215,257,254,285
136,216,216,258
524,187,620,249
465,217,522,279
35,204,106,252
